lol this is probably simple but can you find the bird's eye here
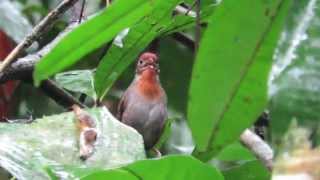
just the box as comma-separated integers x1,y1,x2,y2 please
138,60,143,65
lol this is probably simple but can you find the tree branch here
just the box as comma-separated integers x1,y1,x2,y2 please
39,79,84,108
0,0,79,73
0,4,195,84
0,22,84,108
240,129,273,171
0,23,79,84
106,0,112,7
175,5,196,17
71,0,86,23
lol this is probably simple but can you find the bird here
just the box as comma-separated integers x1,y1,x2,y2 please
117,52,167,151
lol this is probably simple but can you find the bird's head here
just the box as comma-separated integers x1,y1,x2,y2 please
136,52,159,75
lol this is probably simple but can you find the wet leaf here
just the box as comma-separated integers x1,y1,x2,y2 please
55,70,97,100
0,107,145,180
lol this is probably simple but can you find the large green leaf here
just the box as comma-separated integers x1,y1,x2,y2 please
214,143,270,180
33,0,152,85
162,5,216,35
94,0,181,99
82,169,138,180
222,160,270,180
0,107,145,180
187,0,292,161
184,0,220,8
216,143,255,162
82,155,224,180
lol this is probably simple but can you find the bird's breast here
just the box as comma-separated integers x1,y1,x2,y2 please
122,87,166,129
136,73,163,100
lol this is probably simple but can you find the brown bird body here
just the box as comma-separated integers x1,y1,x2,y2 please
117,52,167,150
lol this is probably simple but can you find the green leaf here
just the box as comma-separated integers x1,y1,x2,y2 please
162,5,216,35
94,0,181,99
48,166,138,180
222,160,270,180
184,0,220,8
124,155,223,180
154,118,174,149
33,0,152,85
46,165,101,180
216,143,255,162
0,107,145,179
187,0,292,161
82,169,138,180
215,143,270,180
54,70,97,100
94,1,218,100
82,155,224,180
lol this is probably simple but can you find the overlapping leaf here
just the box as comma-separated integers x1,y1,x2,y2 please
33,0,152,85
81,155,224,180
55,70,97,100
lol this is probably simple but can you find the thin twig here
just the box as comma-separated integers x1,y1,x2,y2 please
78,0,86,23
240,129,273,171
175,5,196,17
0,0,79,73
106,0,111,7
194,0,201,55
185,1,197,16
77,0,88,105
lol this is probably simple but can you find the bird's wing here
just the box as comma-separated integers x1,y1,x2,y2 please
117,90,128,121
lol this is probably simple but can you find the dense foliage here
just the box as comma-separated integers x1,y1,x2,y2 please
0,0,319,179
